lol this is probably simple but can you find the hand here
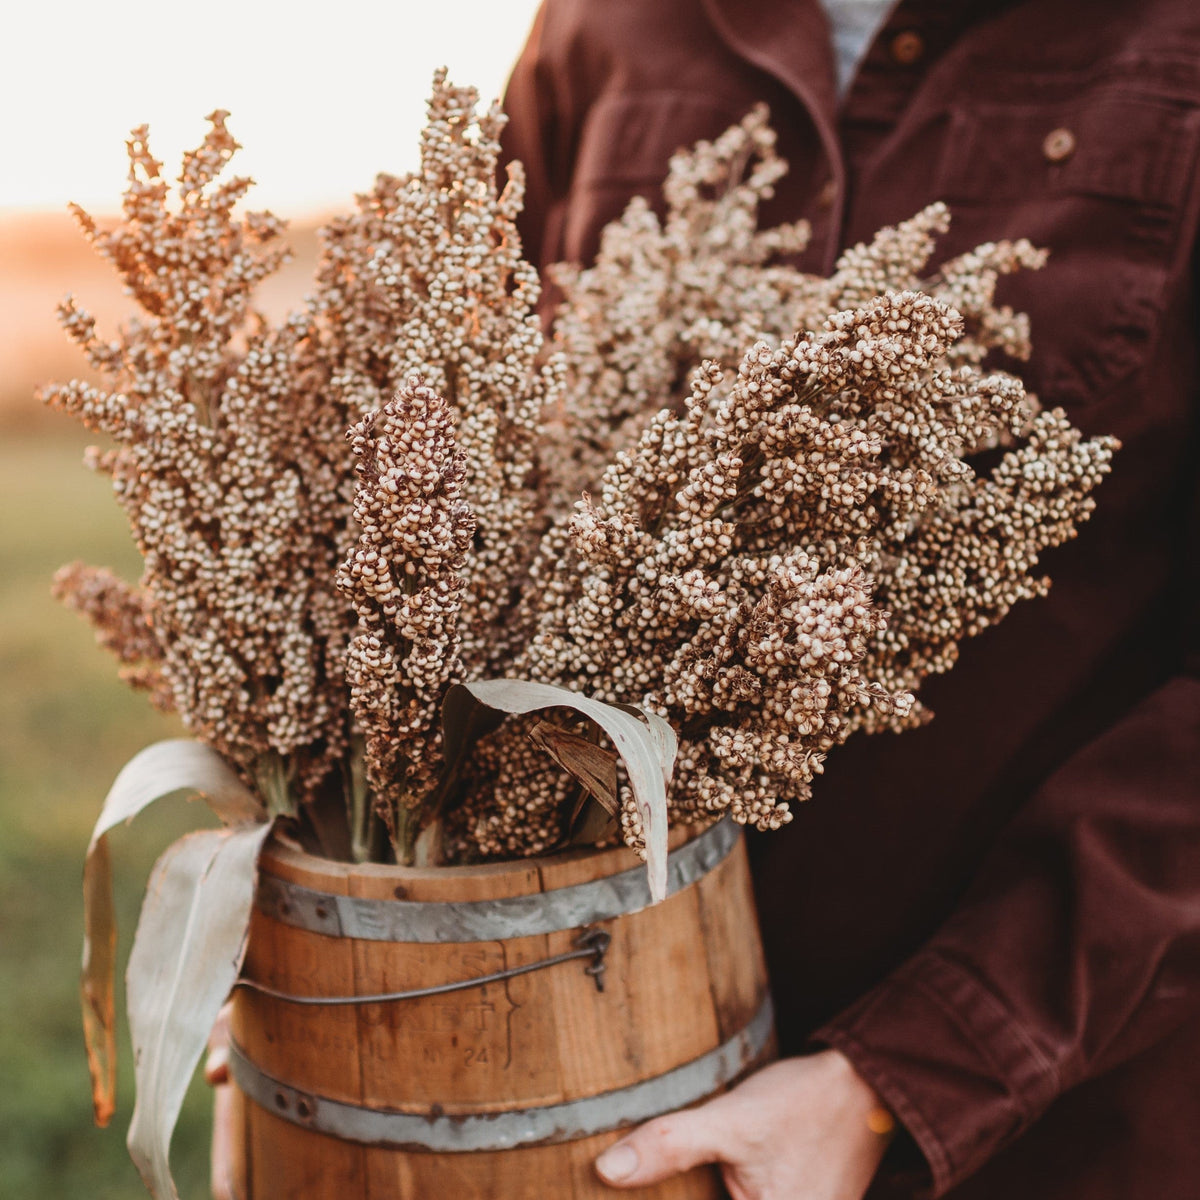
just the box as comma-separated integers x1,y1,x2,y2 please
594,1051,893,1200
205,1001,237,1200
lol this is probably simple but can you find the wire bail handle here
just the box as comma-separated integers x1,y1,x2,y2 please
234,924,613,1006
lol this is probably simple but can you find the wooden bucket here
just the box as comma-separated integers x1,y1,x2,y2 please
227,819,774,1198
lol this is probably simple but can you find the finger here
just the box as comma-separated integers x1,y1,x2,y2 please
204,1043,230,1086
210,1082,237,1200
595,1106,727,1188
205,1001,233,1086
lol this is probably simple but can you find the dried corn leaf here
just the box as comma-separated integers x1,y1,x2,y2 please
125,823,273,1200
527,719,621,815
81,740,263,1125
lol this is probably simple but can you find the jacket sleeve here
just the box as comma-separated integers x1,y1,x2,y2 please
815,499,1200,1195
498,12,1200,1192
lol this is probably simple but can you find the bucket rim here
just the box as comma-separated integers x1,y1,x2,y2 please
263,814,710,885
253,818,741,942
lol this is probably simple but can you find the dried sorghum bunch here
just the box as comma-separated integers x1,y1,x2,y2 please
49,78,562,857
545,106,815,501
490,274,1116,856
336,378,475,856
314,70,563,677
50,562,172,712
44,114,356,812
548,109,1047,503
317,74,567,848
49,83,1118,867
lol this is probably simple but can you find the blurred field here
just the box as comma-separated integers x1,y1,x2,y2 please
0,209,320,428
0,430,219,1198
0,208,317,1197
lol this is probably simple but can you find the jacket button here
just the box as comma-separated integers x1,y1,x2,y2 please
889,30,925,65
1042,127,1077,163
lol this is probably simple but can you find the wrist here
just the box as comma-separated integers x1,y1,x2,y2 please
826,1047,894,1128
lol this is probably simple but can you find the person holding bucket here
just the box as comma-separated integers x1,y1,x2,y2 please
495,0,1200,1198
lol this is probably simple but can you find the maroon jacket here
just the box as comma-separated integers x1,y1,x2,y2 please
501,2,1200,1197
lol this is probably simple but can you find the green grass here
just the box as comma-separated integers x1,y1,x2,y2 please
0,431,218,1198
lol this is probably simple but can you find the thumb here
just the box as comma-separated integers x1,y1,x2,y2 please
595,1106,726,1188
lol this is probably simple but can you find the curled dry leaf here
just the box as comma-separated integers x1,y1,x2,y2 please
125,824,274,1200
81,740,263,1126
442,680,677,901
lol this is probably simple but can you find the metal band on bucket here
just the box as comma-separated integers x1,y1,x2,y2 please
255,817,739,943
229,992,773,1152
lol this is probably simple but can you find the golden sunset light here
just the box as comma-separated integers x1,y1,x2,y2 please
1,0,542,424
2,0,542,215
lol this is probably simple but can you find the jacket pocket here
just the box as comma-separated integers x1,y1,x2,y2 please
934,82,1200,408
561,91,750,262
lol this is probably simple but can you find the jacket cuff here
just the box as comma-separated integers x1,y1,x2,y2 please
812,951,1062,1196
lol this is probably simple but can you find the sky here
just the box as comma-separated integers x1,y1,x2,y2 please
1,0,543,218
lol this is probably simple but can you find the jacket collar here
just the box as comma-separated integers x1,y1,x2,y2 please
699,0,844,263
